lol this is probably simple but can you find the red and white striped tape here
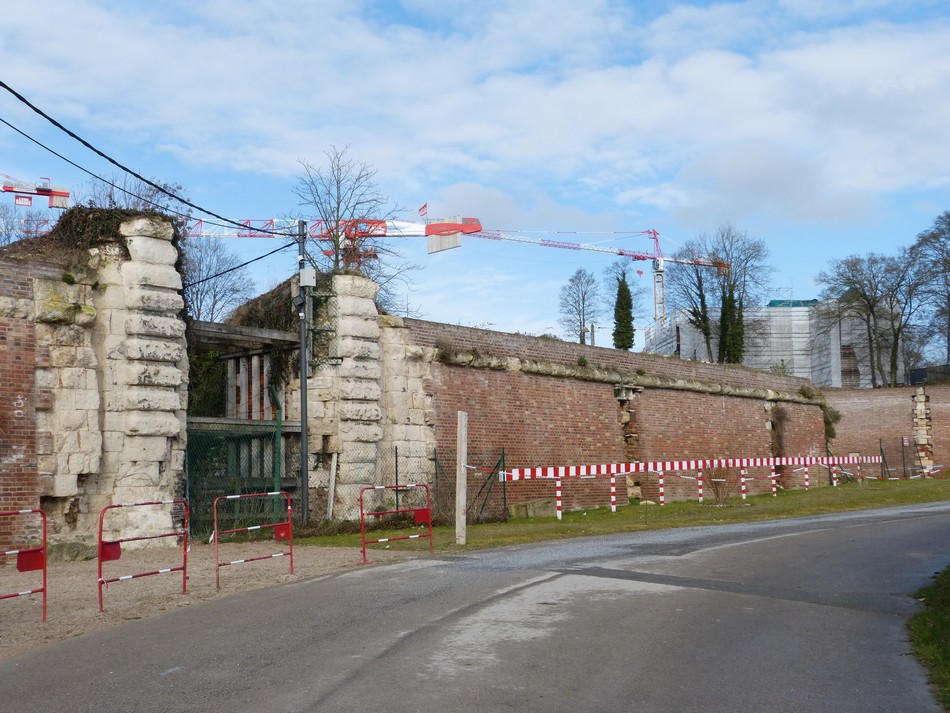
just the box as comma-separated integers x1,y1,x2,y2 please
501,455,882,481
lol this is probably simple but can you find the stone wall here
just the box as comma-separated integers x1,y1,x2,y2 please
0,213,187,547
366,303,829,510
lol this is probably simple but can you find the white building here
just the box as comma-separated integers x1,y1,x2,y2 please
643,300,899,388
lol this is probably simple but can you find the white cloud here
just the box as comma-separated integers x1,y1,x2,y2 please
3,0,950,247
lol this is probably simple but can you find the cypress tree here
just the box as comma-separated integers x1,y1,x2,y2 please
612,276,634,350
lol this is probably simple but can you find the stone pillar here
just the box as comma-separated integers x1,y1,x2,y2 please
94,217,187,541
912,386,934,470
312,275,383,517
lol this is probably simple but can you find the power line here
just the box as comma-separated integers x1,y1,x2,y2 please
0,114,299,286
182,240,296,289
0,79,294,238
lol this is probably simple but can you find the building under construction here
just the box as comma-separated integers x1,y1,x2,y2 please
643,300,901,388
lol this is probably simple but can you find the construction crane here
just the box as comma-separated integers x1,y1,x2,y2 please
185,215,727,322
184,217,480,269
1,173,70,209
425,218,729,322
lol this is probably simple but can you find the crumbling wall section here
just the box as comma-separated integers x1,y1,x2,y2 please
0,212,187,546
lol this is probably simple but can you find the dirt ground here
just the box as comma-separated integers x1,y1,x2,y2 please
0,541,411,662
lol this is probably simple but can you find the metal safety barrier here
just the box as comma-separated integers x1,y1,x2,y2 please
0,508,47,622
359,484,433,564
212,491,293,589
97,499,189,612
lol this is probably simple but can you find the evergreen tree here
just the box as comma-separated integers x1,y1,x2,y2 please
612,275,634,350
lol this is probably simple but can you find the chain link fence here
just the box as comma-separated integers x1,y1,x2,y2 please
878,437,931,479
185,418,301,538
186,423,510,536
431,448,508,525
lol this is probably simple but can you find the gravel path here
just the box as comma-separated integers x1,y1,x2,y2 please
0,541,410,661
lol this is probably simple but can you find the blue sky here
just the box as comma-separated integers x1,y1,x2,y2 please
2,0,949,347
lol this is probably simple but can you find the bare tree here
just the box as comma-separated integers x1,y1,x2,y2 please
666,225,771,363
292,146,394,273
912,211,950,364
559,268,603,344
182,236,255,322
815,251,926,387
0,203,49,247
877,249,928,385
292,146,418,314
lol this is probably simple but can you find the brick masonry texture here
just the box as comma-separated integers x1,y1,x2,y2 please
403,319,829,509
826,385,950,470
0,260,61,544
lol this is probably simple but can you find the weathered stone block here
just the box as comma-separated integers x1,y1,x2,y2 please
116,460,162,487
333,275,379,302
73,388,100,411
125,235,178,264
125,314,185,339
122,436,171,462
339,401,381,422
338,358,381,380
339,421,383,442
121,262,182,291
124,387,181,412
124,338,184,363
124,287,184,313
336,337,380,360
338,315,380,340
124,411,183,436
120,363,183,387
58,409,90,431
119,216,175,241
0,296,32,319
339,379,381,401
51,474,80,497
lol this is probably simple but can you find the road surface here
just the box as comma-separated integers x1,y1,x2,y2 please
3,502,950,712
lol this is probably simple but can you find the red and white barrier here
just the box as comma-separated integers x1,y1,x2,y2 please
498,454,884,515
503,455,881,482
97,500,188,612
212,491,294,589
1,508,47,622
359,484,433,564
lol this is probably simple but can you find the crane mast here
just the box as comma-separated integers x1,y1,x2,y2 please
458,224,728,322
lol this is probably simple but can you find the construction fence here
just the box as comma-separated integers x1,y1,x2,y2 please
185,421,509,537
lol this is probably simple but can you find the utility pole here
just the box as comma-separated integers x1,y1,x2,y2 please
295,220,312,523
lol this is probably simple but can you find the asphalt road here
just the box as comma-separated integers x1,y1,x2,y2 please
4,503,950,713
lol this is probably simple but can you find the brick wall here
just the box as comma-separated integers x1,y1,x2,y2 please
827,385,950,472
0,259,59,544
405,319,810,393
931,386,950,468
403,319,827,509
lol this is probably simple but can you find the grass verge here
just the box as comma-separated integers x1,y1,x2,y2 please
910,568,950,711
299,478,950,551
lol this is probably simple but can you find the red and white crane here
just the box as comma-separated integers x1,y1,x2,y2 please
1,173,70,209
445,221,729,322
184,215,727,322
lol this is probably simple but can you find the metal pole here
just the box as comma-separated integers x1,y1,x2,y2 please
297,220,309,523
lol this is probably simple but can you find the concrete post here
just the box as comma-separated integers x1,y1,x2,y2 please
456,411,467,545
